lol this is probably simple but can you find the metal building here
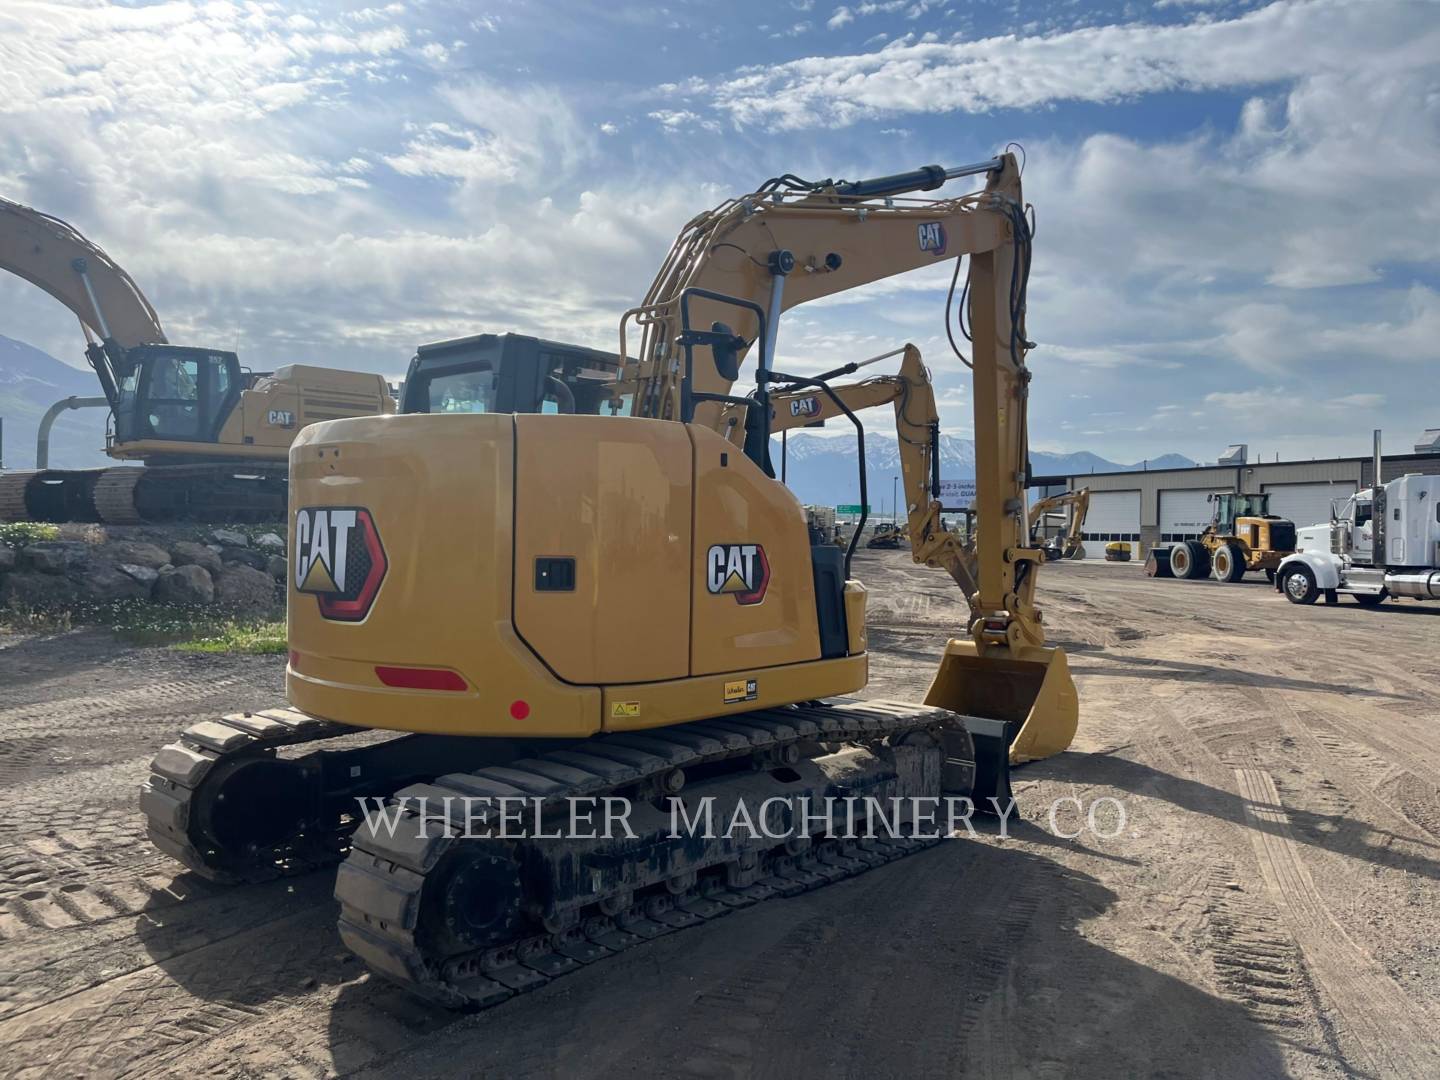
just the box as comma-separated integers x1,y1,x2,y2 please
1034,446,1440,558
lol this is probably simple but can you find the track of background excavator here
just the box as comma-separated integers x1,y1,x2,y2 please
0,462,288,524
334,700,973,1009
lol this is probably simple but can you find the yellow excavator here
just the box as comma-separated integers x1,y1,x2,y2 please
0,196,393,523
1028,488,1090,561
142,153,1078,1007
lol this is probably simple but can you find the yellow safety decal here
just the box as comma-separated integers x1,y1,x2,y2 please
610,701,641,719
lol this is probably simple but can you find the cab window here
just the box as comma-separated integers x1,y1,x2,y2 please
426,368,497,413
147,355,202,438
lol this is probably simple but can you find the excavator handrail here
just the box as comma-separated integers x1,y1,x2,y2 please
767,368,870,576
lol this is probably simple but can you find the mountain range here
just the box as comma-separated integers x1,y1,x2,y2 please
773,430,1196,511
0,335,1198,489
0,335,111,469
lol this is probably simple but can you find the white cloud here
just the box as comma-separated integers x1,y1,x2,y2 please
699,1,1436,130
827,7,855,29
1329,393,1384,408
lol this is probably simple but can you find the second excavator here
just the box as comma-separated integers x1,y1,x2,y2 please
0,196,392,523
142,152,1079,1008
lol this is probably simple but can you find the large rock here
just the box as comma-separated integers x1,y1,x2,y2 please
215,564,279,612
1,571,81,608
102,540,171,570
78,563,150,602
170,541,224,576
266,555,288,581
118,563,160,587
155,564,214,605
22,541,90,575
255,532,285,551
0,547,15,572
211,528,249,547
221,546,271,571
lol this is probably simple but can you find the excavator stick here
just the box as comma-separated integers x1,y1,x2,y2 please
925,640,1079,766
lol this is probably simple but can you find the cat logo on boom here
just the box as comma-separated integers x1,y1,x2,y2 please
917,221,947,256
705,543,770,606
294,506,388,622
789,396,821,419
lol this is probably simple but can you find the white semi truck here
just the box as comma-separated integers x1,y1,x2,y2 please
1275,469,1440,606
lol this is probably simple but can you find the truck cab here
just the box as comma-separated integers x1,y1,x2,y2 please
1278,475,1440,606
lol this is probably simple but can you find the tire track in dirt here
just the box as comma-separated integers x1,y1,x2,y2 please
0,881,345,1079
1235,766,1440,1077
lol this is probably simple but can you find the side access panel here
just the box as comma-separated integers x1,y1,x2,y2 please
689,424,820,676
514,414,692,685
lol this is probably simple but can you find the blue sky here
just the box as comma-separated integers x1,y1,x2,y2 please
2,0,1437,463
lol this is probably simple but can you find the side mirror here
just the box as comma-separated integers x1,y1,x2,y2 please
709,322,744,382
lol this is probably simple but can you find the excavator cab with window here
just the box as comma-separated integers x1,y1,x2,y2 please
399,333,622,417
110,345,243,445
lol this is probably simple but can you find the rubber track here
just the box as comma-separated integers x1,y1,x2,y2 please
91,467,144,525
0,471,38,522
141,707,359,883
335,699,962,1008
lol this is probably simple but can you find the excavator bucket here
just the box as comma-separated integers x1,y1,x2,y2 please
924,639,1079,767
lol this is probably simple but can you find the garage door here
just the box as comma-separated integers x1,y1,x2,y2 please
1262,481,1356,529
1081,491,1140,547
1159,488,1220,543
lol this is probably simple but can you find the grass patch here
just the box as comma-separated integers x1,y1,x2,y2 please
1,597,286,655
0,522,60,548
110,604,286,654
171,619,286,654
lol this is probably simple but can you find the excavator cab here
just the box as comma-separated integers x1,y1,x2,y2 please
111,345,243,445
400,333,622,416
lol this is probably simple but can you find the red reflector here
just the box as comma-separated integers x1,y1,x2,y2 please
288,650,300,671
509,700,531,720
375,666,467,692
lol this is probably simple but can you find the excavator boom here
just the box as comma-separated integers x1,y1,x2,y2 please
0,196,167,407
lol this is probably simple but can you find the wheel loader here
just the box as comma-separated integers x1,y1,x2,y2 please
141,153,1080,1009
0,196,393,523
1155,491,1296,582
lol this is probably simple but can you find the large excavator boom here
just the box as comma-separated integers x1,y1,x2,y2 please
0,196,166,406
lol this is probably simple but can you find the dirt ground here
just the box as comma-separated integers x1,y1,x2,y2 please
1,552,1438,1079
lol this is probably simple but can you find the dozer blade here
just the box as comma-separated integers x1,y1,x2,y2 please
923,639,1078,765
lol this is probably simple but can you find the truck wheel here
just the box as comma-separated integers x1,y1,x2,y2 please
1281,565,1319,605
1212,543,1246,583
1352,590,1387,607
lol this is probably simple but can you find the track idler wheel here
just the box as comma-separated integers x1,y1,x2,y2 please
423,846,529,958
196,756,315,856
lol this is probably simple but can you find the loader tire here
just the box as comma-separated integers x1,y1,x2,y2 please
1146,548,1174,578
1212,543,1246,583
1281,565,1319,605
1169,541,1208,580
